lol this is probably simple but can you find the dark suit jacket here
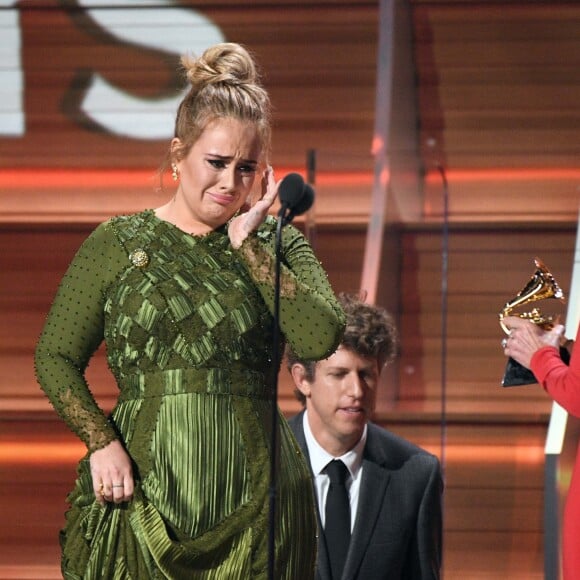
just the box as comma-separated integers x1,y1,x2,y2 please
288,411,443,580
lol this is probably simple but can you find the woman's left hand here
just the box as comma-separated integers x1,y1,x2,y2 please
90,439,134,506
229,166,278,249
502,315,564,369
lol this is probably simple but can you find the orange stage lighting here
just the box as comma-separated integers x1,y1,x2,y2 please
425,167,580,184
0,168,374,189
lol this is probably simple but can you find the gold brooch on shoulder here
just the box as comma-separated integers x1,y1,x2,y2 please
129,249,149,268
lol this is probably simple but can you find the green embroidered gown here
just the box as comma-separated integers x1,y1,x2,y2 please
35,210,345,579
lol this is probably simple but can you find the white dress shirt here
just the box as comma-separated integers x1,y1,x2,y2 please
302,410,366,532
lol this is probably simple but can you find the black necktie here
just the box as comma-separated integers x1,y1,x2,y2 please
324,459,351,580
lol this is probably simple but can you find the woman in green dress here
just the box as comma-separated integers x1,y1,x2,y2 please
35,42,345,579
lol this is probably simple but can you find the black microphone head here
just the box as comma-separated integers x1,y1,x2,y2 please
278,172,305,209
287,183,315,221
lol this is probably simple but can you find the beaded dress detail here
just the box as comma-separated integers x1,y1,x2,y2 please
35,210,345,579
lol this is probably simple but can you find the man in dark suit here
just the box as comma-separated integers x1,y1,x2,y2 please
287,293,442,580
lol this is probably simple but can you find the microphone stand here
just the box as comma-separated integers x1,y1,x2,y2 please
267,205,291,580
436,164,449,543
265,171,313,579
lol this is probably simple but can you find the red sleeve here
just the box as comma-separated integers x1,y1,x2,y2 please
531,324,580,417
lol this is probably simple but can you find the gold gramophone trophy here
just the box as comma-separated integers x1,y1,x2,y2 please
499,257,568,387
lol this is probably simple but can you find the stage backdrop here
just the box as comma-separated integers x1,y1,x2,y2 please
1,0,379,224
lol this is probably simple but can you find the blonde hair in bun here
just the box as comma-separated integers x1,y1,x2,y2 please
168,42,271,167
181,42,258,90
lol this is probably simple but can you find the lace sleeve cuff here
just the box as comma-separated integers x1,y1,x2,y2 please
235,232,298,298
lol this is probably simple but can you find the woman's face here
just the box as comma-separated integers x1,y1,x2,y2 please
173,117,262,229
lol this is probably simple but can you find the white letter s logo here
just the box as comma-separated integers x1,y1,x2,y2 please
76,0,224,140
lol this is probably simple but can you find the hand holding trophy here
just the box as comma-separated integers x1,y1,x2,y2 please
499,258,569,387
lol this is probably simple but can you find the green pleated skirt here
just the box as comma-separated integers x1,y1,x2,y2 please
60,386,317,579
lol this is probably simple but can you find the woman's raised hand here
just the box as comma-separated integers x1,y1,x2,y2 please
228,166,279,249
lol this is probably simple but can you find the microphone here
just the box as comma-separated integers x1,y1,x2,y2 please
277,173,314,225
286,183,314,223
278,172,305,213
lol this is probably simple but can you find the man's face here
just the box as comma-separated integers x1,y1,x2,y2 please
292,346,380,456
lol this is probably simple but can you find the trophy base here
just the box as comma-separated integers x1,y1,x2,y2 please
501,347,571,387
501,358,536,387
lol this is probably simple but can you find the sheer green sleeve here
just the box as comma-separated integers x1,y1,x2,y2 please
34,221,127,452
235,217,345,361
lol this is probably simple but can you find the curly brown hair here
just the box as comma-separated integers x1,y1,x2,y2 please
286,292,398,404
